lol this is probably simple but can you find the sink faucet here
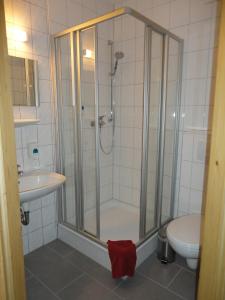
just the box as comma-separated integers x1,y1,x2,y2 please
17,164,23,176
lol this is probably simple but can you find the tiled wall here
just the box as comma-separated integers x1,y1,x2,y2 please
98,20,114,206
4,0,114,254
112,15,145,208
115,0,220,216
5,0,219,253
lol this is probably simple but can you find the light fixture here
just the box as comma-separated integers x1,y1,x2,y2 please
83,49,94,59
7,27,28,42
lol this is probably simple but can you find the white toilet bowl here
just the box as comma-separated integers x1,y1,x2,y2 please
167,214,201,270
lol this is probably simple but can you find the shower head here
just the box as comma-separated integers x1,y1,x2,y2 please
110,51,124,77
115,51,124,60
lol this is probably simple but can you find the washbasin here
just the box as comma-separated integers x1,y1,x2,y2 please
19,170,66,203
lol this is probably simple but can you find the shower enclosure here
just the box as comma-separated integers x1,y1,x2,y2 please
53,7,183,250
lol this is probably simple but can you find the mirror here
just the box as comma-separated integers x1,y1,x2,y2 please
9,56,39,106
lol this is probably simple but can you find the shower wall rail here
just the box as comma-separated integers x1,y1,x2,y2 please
52,7,183,247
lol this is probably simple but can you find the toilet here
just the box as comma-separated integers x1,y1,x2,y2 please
167,214,201,270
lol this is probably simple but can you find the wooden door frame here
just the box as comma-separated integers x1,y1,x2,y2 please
0,0,26,299
197,0,225,299
1,0,225,298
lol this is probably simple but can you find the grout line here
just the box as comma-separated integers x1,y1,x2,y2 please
25,267,61,300
56,273,85,295
166,267,183,288
174,263,196,275
64,254,123,294
136,271,186,300
46,243,75,259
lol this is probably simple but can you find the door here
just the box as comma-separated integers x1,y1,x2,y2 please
0,1,26,298
79,27,100,237
141,27,164,238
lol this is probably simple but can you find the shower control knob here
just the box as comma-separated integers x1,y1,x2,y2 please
98,115,106,127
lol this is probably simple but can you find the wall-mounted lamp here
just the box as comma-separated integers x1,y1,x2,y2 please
83,49,94,59
7,27,28,42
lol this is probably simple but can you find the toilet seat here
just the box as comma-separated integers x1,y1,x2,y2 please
167,214,201,258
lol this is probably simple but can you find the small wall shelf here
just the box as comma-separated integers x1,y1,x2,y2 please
14,119,40,128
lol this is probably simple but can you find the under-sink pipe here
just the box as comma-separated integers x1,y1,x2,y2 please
20,202,30,226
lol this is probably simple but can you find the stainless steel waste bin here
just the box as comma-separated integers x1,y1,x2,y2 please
157,225,175,264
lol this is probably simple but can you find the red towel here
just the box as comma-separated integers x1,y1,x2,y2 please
107,240,137,279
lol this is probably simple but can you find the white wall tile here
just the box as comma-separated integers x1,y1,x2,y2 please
37,55,50,80
48,0,67,24
39,144,53,167
43,223,57,244
67,1,82,27
13,0,31,28
170,0,190,28
31,5,48,33
181,133,193,161
190,0,216,23
178,187,190,213
28,209,42,232
38,124,53,145
32,31,49,56
137,0,153,11
42,204,56,226
153,3,171,29
189,189,202,214
28,228,43,252
185,79,207,106
180,161,192,187
22,125,38,145
185,50,209,79
191,163,205,190
38,79,51,101
188,20,212,52
29,198,42,211
37,102,53,124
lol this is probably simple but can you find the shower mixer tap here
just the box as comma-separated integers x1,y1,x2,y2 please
98,115,106,127
90,115,106,128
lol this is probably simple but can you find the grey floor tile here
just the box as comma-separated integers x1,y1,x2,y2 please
114,273,183,300
169,269,197,300
66,249,100,273
137,253,181,287
47,239,75,258
25,246,83,293
26,277,58,300
87,264,122,290
58,274,122,300
66,250,121,289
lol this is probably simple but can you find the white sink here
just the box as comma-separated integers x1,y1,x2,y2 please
19,170,66,203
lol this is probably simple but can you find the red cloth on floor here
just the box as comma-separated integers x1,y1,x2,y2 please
107,240,137,279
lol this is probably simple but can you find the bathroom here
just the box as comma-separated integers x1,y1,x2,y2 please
0,0,222,299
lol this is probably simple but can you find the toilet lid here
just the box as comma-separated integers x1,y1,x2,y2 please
167,214,201,246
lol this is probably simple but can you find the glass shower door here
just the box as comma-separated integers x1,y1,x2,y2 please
55,33,77,228
145,30,164,234
161,37,181,224
79,27,99,237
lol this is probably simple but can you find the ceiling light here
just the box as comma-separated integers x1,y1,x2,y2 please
7,27,28,42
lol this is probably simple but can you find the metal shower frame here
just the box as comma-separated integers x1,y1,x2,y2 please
52,7,184,247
